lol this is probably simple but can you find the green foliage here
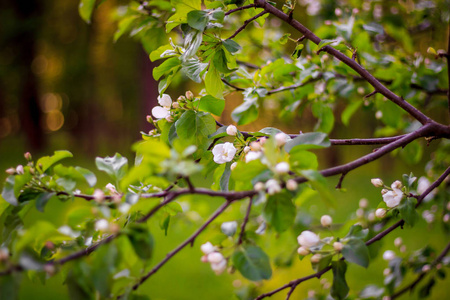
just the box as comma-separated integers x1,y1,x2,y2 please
231,244,272,281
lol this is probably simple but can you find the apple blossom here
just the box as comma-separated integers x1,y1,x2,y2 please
297,246,310,255
152,106,170,119
157,94,172,108
172,101,180,109
274,162,289,174
93,189,105,203
265,179,281,195
165,114,174,122
320,215,332,227
24,152,32,160
375,208,387,218
207,252,225,264
392,180,402,189
245,151,262,163
201,242,215,255
185,90,194,100
210,259,227,275
422,264,431,273
310,253,322,263
106,183,118,194
286,179,298,191
333,242,343,251
371,178,384,187
275,132,288,146
226,125,237,136
382,184,403,208
417,176,435,201
95,219,109,231
212,143,237,164
382,250,395,261
297,230,320,248
16,165,24,174
250,141,261,151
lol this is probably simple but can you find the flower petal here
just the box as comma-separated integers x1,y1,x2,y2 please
152,106,170,119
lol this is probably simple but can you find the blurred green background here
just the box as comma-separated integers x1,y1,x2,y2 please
1,0,449,299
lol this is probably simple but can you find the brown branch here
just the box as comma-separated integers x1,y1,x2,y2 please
227,11,268,40
447,22,450,117
253,0,431,125
391,240,450,299
255,165,450,300
238,197,253,245
225,4,256,16
222,78,246,91
124,200,235,296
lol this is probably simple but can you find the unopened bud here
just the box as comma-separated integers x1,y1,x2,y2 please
333,242,343,251
185,91,194,100
201,255,209,263
383,250,395,261
259,137,267,145
297,246,310,256
230,162,237,171
146,115,153,123
254,182,265,192
320,215,332,227
0,248,9,261
172,102,180,109
310,253,322,263
359,198,369,208
243,146,251,153
383,268,391,276
226,125,237,136
43,264,56,276
286,179,298,191
177,95,187,102
5,168,16,175
250,141,261,151
93,189,105,203
16,165,24,174
422,264,431,273
371,178,384,187
24,152,32,161
45,241,55,250
274,162,290,174
165,115,174,122
109,223,120,234
394,237,402,247
376,208,387,218
275,133,288,147
356,208,364,218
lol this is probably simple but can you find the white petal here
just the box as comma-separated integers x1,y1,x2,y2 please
152,106,170,119
158,94,172,107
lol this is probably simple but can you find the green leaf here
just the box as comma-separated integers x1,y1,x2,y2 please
95,153,128,182
232,245,272,281
181,29,203,61
312,103,334,133
301,170,335,207
150,44,174,62
418,278,436,298
187,10,208,31
222,39,241,53
342,238,370,268
289,150,318,171
0,273,20,300
331,261,349,300
153,57,181,81
126,224,154,260
213,49,235,74
263,191,296,232
291,44,304,59
75,167,97,187
398,198,418,226
181,58,208,83
315,39,338,53
37,150,73,173
197,95,225,116
2,176,18,206
284,132,330,152
113,15,138,42
220,162,232,191
345,225,369,240
35,192,56,213
175,111,216,158
166,0,201,32
341,101,362,126
205,64,224,99
312,253,332,272
79,0,96,24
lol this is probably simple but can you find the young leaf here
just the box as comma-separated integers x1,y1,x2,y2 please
205,64,224,99
37,150,73,173
284,132,330,153
342,238,370,268
126,224,154,260
331,261,349,300
232,245,272,281
222,39,241,53
35,192,56,213
79,0,96,24
95,153,128,182
398,198,418,226
187,10,208,31
262,191,296,233
198,95,225,116
315,39,338,53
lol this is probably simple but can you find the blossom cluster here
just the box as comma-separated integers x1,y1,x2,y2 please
200,242,227,275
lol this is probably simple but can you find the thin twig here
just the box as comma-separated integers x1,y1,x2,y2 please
227,11,268,40
225,4,256,16
238,197,253,245
391,240,450,299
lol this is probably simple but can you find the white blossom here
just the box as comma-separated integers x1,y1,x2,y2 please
359,198,369,208
382,183,403,208
106,183,118,195
94,219,109,232
250,141,261,151
157,94,172,108
152,106,170,119
297,230,320,248
382,250,396,261
320,215,332,227
210,259,227,275
226,125,237,136
207,252,225,264
245,151,262,163
212,143,237,164
265,179,281,195
165,114,174,122
118,203,131,214
310,253,322,263
274,162,290,174
417,177,435,201
200,242,215,255
371,178,384,187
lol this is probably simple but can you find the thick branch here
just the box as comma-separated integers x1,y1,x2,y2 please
254,0,431,125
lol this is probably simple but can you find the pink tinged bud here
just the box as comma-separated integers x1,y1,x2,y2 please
254,182,265,192
93,189,105,203
375,111,383,119
391,180,402,189
24,152,32,160
250,141,261,151
400,245,406,253
274,162,290,174
356,208,364,218
165,114,174,123
297,230,320,248
444,214,450,223
320,215,332,227
286,179,298,191
333,242,343,252
371,178,384,187
5,168,16,175
259,137,267,145
177,95,186,102
383,268,391,276
382,250,396,261
207,252,225,264
0,248,9,261
146,115,153,123
172,102,180,109
16,165,24,174
185,90,194,100
226,125,237,136
201,255,209,263
43,264,56,276
368,212,375,221
422,264,431,273
359,198,369,208
394,237,402,247
275,133,288,147
230,162,237,171
310,253,322,263
376,208,387,218
265,179,281,195
243,146,250,153
200,242,215,255
210,259,227,275
297,246,310,256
